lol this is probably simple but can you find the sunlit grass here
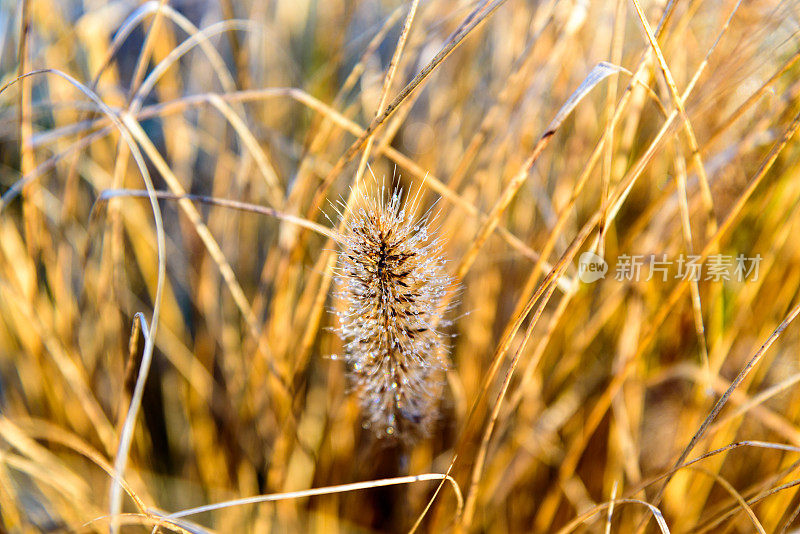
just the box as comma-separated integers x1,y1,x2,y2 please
1,0,800,532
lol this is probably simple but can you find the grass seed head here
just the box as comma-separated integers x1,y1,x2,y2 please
334,183,453,441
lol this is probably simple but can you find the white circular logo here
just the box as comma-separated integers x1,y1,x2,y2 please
578,252,608,283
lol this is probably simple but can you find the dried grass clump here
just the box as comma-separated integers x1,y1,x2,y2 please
2,0,800,532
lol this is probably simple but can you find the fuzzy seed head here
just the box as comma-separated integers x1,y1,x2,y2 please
334,185,452,440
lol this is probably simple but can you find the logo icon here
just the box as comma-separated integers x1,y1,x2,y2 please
578,252,608,283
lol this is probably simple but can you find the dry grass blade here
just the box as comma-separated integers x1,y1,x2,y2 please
162,474,462,520
683,466,766,534
111,313,155,533
649,299,800,511
352,0,419,189
0,67,167,533
592,441,800,534
304,0,510,220
206,94,283,208
118,112,291,399
459,213,600,528
554,498,670,534
455,62,628,281
2,2,799,532
630,0,717,231
82,513,196,534
125,0,167,101
94,189,338,240
17,87,557,282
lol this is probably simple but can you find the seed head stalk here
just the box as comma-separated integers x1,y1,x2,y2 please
334,183,453,440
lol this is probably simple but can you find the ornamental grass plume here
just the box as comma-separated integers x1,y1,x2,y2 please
333,181,453,441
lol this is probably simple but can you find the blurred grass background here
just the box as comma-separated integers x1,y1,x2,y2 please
1,0,800,531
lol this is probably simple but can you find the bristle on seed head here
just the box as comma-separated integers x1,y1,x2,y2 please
333,180,453,440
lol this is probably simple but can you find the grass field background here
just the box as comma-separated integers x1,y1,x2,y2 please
2,0,800,531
